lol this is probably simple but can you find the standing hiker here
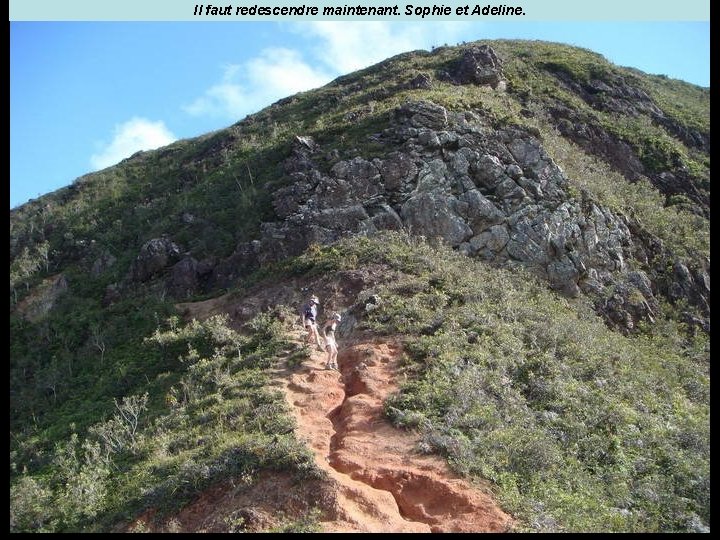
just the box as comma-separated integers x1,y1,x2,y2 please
300,295,323,350
323,313,342,371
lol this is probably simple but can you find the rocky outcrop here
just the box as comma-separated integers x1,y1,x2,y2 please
552,70,709,153
597,271,660,332
406,72,433,90
441,45,506,89
547,75,709,217
15,274,68,322
167,257,200,299
206,241,261,290
247,96,708,333
131,237,182,282
550,103,645,181
667,260,711,333
162,241,261,298
259,100,633,302
668,260,710,314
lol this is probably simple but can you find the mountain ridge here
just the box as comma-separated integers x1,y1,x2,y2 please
10,39,709,533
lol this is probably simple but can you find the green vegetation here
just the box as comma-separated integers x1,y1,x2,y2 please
11,311,319,532
9,39,708,293
293,234,709,532
10,39,709,533
537,124,709,260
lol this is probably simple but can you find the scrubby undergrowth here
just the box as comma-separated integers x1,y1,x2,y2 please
292,233,710,533
11,311,320,532
10,233,709,532
10,38,709,533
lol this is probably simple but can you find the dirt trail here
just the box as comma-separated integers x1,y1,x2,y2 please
274,330,513,533
126,279,512,532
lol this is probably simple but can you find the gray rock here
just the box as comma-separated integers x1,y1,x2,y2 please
131,237,182,282
415,159,450,192
407,72,433,90
418,129,441,148
167,257,199,299
401,192,473,246
458,189,505,232
496,178,522,199
598,273,660,333
517,176,543,199
437,130,458,147
485,224,510,251
471,154,508,189
507,137,543,169
506,230,550,265
547,257,581,297
395,100,448,130
380,152,418,191
369,204,404,231
449,147,479,177
450,45,505,88
470,224,509,253
506,163,523,179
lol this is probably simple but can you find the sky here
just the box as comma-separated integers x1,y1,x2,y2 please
9,20,710,209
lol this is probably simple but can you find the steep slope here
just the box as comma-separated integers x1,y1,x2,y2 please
277,336,512,532
10,40,709,533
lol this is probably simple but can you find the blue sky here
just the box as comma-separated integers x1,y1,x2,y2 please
9,21,710,209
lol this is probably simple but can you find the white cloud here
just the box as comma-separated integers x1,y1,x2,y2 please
183,48,332,120
183,22,481,122
90,117,176,170
297,21,475,74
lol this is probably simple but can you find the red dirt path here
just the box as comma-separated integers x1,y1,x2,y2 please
123,276,513,532
275,331,513,533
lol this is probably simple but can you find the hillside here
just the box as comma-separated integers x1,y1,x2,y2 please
10,40,709,533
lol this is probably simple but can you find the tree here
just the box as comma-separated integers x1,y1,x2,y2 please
90,325,106,365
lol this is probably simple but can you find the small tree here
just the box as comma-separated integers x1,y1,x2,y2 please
90,325,106,365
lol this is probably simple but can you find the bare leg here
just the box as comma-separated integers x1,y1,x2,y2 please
313,326,324,350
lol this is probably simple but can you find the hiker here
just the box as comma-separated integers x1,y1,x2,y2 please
300,295,323,350
323,313,341,371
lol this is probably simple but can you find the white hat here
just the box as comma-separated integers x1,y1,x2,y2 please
333,313,342,322
310,295,319,304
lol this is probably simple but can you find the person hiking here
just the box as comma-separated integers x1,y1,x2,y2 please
300,295,323,350
323,313,341,371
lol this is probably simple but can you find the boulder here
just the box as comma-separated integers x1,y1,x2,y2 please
401,192,473,246
451,45,505,88
131,237,182,282
167,257,199,299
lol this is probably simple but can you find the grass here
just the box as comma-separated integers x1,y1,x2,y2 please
9,39,709,533
288,234,709,533
11,311,321,532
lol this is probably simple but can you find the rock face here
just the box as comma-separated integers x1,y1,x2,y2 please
131,237,182,282
442,45,506,89
258,99,634,304
15,274,68,322
547,72,709,217
247,93,707,333
597,271,660,333
144,45,706,333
